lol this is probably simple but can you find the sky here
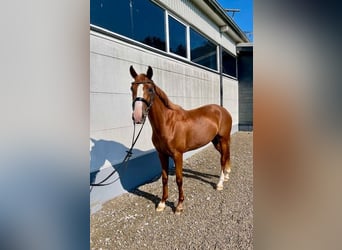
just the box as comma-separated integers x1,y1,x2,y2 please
217,0,253,42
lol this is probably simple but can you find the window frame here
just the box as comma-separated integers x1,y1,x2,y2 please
166,13,189,60
189,27,218,71
221,48,237,78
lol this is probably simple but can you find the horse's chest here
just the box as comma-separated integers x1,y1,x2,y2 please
152,132,176,154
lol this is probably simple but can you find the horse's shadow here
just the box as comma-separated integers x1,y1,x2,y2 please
129,167,219,212
183,168,219,189
130,188,176,212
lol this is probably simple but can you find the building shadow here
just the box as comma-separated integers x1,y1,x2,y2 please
90,138,161,192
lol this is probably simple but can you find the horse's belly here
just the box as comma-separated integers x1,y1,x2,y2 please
173,123,216,152
187,130,216,150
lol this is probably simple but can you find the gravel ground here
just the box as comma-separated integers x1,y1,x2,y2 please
91,132,253,249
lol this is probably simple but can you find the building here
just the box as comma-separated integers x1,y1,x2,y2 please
90,0,251,213
237,43,253,131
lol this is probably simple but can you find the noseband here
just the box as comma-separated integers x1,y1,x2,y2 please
132,81,155,112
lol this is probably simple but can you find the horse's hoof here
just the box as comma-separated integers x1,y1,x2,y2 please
216,185,223,191
224,175,229,181
156,202,165,212
156,207,165,212
175,207,184,215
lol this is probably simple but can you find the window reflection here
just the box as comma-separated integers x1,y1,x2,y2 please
91,0,131,38
190,28,217,70
169,16,187,58
91,0,165,51
222,49,237,77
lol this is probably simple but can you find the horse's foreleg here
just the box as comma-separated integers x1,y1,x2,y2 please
174,153,184,215
156,152,169,212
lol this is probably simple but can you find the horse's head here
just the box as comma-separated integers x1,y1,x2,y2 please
129,65,155,124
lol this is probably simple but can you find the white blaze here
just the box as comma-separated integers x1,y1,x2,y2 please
133,84,144,123
137,84,144,98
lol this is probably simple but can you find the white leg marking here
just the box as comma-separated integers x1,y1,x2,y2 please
224,169,230,181
216,170,225,190
156,201,166,212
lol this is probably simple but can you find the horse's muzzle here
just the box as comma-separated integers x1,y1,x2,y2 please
132,113,147,124
132,96,152,124
132,100,144,123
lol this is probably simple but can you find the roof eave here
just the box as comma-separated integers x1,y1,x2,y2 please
202,0,250,43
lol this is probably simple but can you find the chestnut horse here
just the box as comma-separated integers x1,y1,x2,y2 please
130,66,232,214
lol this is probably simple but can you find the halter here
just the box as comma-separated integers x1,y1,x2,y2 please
131,81,155,113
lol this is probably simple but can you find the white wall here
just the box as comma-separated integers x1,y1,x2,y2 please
223,77,239,132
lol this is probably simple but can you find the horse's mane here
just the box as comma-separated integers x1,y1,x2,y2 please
154,84,182,110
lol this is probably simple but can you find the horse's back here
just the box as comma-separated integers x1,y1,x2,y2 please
188,104,232,136
196,104,231,123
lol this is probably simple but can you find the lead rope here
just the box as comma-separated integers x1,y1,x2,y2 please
90,118,148,187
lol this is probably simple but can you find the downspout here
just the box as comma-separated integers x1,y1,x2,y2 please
219,44,223,106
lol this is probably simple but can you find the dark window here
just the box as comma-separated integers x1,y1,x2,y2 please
91,0,165,51
169,16,186,58
190,28,217,70
222,49,237,77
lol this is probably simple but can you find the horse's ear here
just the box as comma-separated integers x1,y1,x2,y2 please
146,66,153,80
130,65,137,79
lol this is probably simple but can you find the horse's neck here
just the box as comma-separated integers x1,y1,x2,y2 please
148,85,183,132
154,85,180,110
148,95,169,130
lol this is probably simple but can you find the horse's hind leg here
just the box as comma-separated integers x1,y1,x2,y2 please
223,137,231,176
212,135,231,190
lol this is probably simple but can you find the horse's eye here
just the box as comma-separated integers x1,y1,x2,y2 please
148,87,154,93
130,86,133,92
